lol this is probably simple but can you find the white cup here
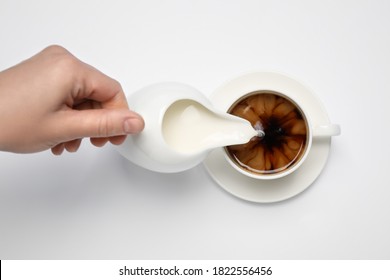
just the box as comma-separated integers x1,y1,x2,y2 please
210,72,341,180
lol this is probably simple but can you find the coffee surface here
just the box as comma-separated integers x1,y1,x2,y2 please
226,92,307,174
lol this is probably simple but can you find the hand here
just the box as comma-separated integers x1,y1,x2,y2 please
0,45,144,155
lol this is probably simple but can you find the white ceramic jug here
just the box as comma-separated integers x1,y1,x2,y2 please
115,82,257,173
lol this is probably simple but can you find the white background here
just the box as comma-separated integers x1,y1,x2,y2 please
1,0,389,259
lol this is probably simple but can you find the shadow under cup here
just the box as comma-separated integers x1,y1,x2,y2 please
225,90,310,179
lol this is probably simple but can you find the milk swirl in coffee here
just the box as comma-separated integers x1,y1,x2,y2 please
226,91,308,175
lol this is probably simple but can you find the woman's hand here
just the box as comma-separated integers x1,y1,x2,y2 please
0,45,144,154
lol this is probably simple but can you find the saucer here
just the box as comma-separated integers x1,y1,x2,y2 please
203,72,334,203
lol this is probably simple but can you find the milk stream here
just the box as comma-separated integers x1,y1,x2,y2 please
162,100,259,154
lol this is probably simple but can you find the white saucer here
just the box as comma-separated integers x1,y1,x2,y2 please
203,72,334,203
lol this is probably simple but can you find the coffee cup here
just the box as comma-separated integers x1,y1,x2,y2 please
210,72,340,180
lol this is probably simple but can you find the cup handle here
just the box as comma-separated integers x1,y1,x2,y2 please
313,124,341,137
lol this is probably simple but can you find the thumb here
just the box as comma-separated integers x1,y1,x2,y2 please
57,109,144,140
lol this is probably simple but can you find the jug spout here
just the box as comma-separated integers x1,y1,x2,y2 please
162,99,258,154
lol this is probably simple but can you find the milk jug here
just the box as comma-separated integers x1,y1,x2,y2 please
116,82,257,173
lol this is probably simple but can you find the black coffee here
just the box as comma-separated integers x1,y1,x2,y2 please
226,91,308,175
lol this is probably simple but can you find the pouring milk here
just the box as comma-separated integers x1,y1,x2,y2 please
162,99,258,154
116,82,259,173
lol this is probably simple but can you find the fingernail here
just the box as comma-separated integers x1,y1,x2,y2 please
124,118,144,134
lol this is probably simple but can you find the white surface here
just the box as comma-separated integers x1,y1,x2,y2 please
0,0,389,259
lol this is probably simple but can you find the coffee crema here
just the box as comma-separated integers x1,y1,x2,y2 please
226,91,308,175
